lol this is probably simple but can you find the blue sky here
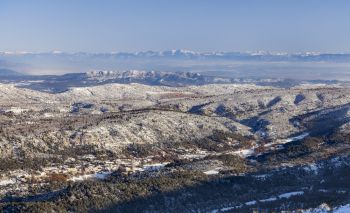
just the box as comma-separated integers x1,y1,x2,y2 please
1,0,350,53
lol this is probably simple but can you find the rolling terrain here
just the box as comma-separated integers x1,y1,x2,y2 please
0,72,350,212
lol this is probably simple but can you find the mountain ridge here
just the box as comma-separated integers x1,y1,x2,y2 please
0,68,24,76
2,50,350,62
0,69,342,93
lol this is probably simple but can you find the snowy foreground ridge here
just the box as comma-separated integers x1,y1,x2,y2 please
1,81,350,212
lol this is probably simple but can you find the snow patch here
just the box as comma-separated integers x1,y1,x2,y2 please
259,197,277,202
278,191,304,199
303,163,319,174
233,148,255,158
142,162,169,171
69,172,111,182
245,200,257,205
0,179,16,186
285,132,309,143
303,203,350,213
204,169,220,175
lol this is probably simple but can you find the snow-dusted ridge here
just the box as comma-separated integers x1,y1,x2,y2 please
2,49,350,60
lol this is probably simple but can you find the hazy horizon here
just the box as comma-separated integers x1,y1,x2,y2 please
1,0,350,53
3,49,350,54
2,0,350,78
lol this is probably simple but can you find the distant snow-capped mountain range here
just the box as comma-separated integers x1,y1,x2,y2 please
1,49,350,61
2,50,350,79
